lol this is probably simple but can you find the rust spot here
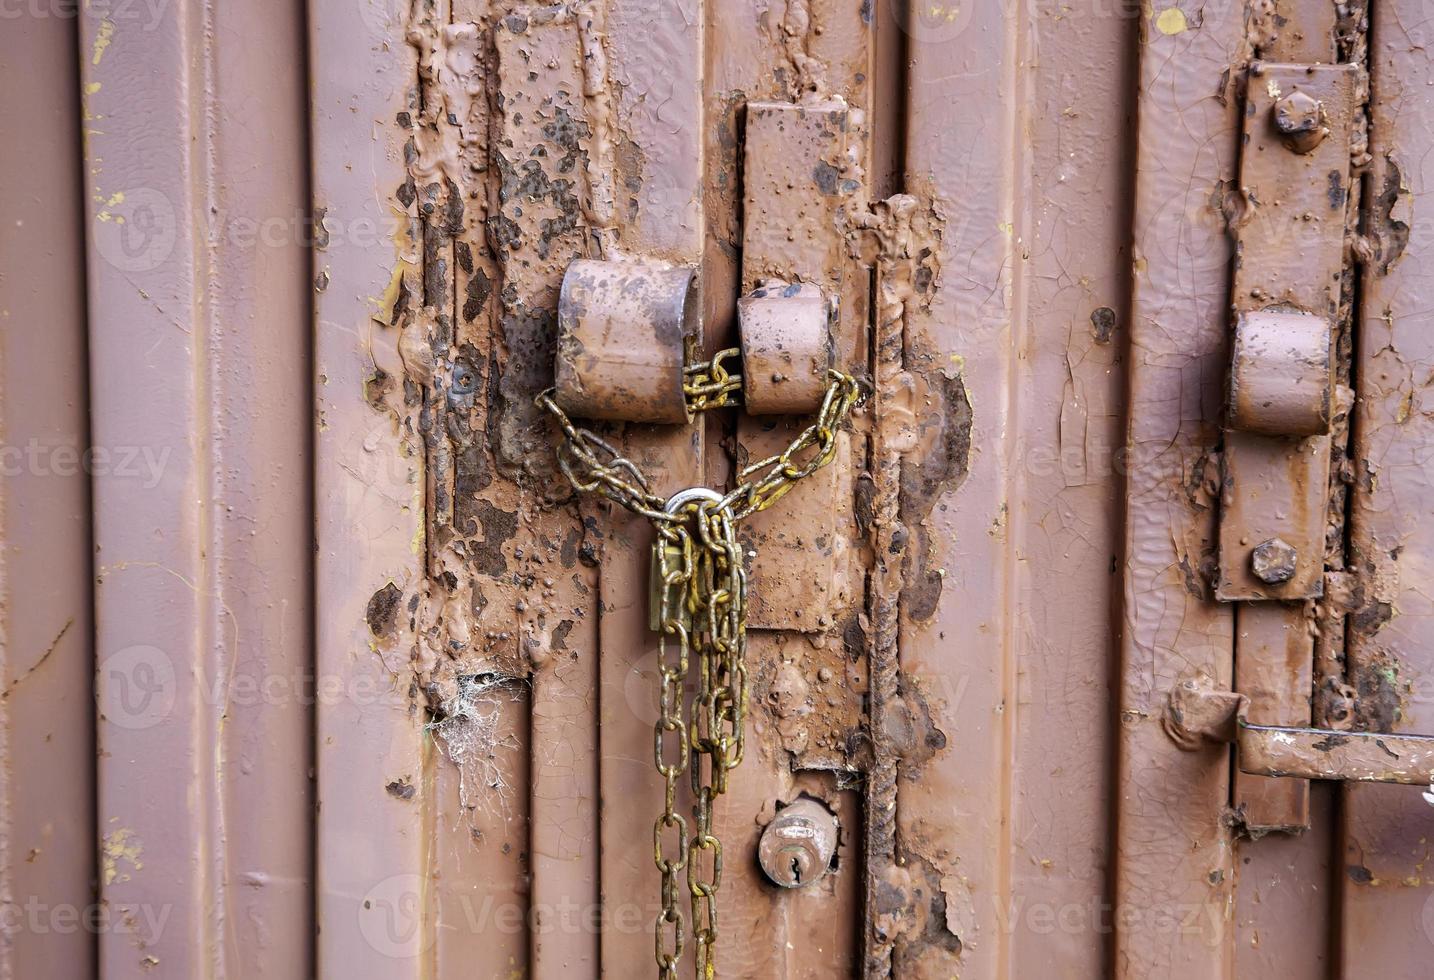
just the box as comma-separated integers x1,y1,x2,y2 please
456,242,492,323
901,357,973,622
469,499,519,577
891,852,964,972
366,583,403,640
1346,864,1374,884
1090,306,1117,344
1310,733,1350,752
552,619,574,651
385,778,416,800
1326,169,1346,210
1370,156,1410,275
812,159,839,195
365,368,395,410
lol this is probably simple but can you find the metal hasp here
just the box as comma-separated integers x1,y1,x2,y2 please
1165,679,1434,786
553,258,698,424
1216,57,1359,835
738,280,835,416
1217,62,1357,602
757,798,839,889
735,100,857,634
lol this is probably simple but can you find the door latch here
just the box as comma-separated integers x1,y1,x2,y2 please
1166,675,1434,790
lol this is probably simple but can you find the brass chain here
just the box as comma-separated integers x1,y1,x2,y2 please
682,348,744,413
536,361,863,979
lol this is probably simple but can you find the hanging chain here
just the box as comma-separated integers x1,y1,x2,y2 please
536,361,864,979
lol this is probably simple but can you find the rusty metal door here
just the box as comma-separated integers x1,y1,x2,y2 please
7,0,1434,978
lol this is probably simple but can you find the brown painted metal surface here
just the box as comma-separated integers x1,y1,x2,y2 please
10,1,1434,978
0,11,94,980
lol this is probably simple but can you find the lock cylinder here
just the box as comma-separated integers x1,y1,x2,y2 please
757,798,839,889
554,258,698,424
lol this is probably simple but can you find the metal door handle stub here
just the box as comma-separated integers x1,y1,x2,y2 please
1227,309,1333,438
737,280,834,416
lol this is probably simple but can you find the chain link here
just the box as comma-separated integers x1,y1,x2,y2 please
682,348,744,413
537,358,864,979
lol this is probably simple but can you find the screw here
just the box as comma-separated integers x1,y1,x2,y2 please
1251,537,1298,585
757,799,838,889
1272,91,1327,153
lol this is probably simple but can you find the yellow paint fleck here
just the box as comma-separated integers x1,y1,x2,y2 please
92,18,115,66
85,82,102,95
94,191,126,224
102,827,143,886
411,508,426,556
997,221,1014,237
1155,7,1187,35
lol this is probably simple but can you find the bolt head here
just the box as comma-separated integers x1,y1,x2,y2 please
1272,91,1327,152
1251,537,1298,585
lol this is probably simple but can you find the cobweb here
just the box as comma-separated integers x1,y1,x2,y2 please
426,672,525,818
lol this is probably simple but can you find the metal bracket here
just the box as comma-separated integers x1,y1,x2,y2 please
1217,62,1358,602
736,101,857,634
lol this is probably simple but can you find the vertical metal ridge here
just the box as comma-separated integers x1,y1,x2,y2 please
0,8,97,979
81,0,219,973
1114,1,1247,975
207,0,316,975
1338,0,1434,968
308,0,427,975
894,0,1023,974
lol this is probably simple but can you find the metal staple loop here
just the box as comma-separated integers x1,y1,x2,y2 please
536,359,864,979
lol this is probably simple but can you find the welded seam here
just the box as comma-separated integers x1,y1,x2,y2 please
197,0,228,975
779,0,827,101
852,195,920,978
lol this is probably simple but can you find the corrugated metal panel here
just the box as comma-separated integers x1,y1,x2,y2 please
8,2,1434,978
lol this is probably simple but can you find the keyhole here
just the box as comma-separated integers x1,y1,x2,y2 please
789,855,803,885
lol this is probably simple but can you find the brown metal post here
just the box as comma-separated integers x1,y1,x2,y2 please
1004,2,1138,975
594,0,708,970
895,2,1022,975
80,0,315,976
1115,1,1245,974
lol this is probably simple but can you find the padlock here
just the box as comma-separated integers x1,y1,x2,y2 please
648,488,722,632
